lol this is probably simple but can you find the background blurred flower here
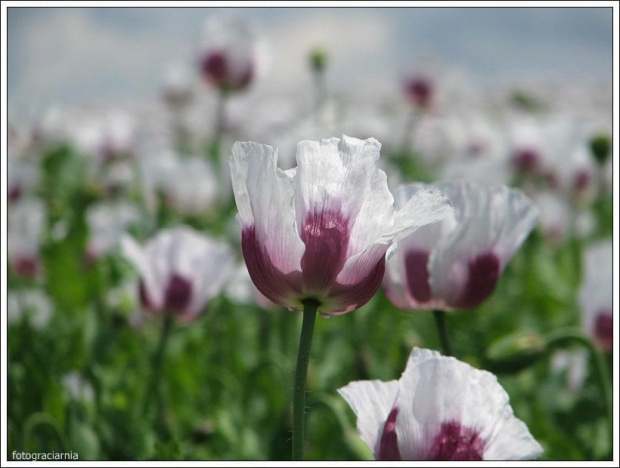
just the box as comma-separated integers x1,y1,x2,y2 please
533,191,571,243
384,181,538,310
579,240,612,351
122,226,235,322
62,371,95,402
7,154,40,204
140,150,221,217
199,15,260,93
8,198,46,279
162,64,196,111
7,289,53,330
86,201,141,260
339,347,543,460
230,135,452,316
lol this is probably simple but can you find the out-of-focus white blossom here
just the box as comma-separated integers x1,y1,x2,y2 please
579,240,612,351
8,289,53,330
8,199,46,279
87,202,142,259
122,226,236,322
384,181,538,311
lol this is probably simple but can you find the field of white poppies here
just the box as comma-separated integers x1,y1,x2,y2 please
5,9,614,462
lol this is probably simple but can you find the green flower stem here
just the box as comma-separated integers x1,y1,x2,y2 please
143,314,174,420
211,89,229,165
545,329,612,441
313,69,326,116
433,309,452,356
292,299,319,460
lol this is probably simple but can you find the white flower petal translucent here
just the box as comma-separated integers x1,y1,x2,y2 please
231,141,304,274
121,235,166,309
338,184,452,285
294,136,379,231
338,379,399,454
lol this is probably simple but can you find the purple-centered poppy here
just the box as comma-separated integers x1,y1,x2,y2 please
199,16,257,93
403,75,434,110
579,240,613,352
339,347,543,461
383,180,538,310
230,135,452,316
122,226,235,322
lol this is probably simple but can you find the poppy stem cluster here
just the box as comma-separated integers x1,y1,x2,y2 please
292,298,320,460
213,90,229,156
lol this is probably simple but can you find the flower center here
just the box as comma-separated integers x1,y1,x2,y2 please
164,274,193,313
594,309,612,351
405,249,432,303
428,421,484,460
300,208,350,293
454,252,500,309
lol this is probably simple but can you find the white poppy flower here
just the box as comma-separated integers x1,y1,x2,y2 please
230,135,452,316
122,226,235,322
199,16,259,93
579,240,612,351
339,347,543,460
384,180,538,310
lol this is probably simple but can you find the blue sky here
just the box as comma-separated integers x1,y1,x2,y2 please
7,7,613,110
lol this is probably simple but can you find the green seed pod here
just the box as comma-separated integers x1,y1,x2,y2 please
589,133,611,167
486,332,546,373
310,48,328,73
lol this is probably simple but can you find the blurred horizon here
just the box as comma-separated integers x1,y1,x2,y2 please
7,7,613,117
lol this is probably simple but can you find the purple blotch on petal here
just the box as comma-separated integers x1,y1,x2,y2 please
241,225,302,306
594,309,613,352
512,148,539,175
405,249,432,303
9,185,22,203
377,407,402,461
427,421,484,461
453,252,500,309
405,77,433,108
13,257,39,279
201,51,228,87
573,169,591,194
300,208,350,293
329,257,386,315
165,274,193,313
